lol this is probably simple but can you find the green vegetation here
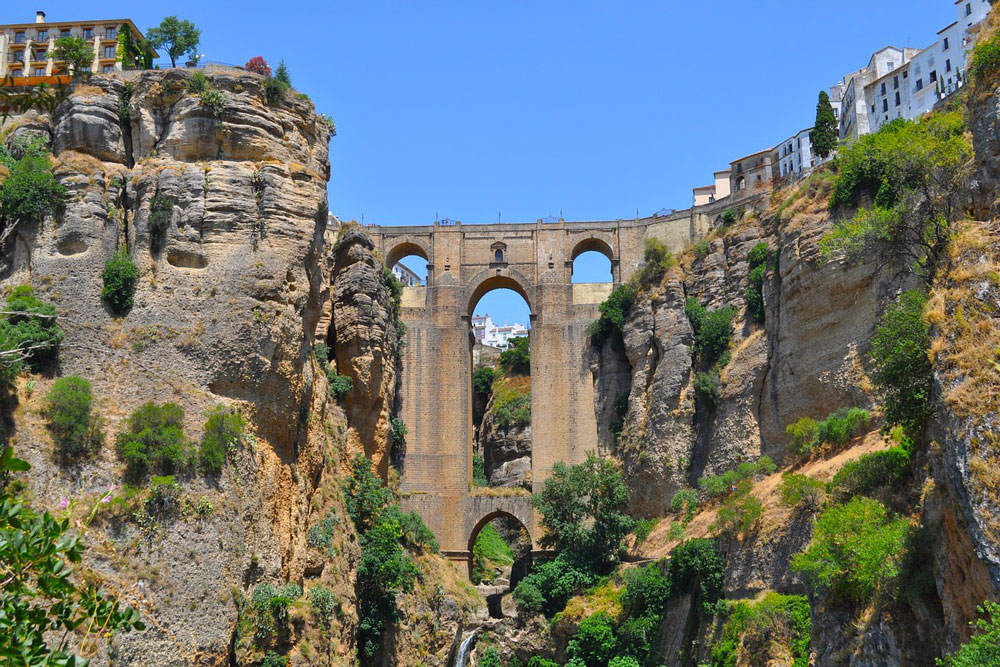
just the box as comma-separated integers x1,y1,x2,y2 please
670,488,698,523
309,585,340,625
568,612,618,667
314,342,353,401
512,552,596,617
710,593,810,667
533,452,633,568
102,250,141,314
115,402,191,480
637,237,675,287
588,282,637,344
693,239,711,259
0,286,63,382
472,522,514,584
343,455,423,661
473,366,496,399
188,71,209,93
622,561,671,620
479,646,502,667
500,336,530,375
514,454,632,618
389,416,407,451
0,446,145,664
685,298,736,366
0,151,65,236
829,442,911,503
721,208,739,226
744,242,769,324
492,381,531,428
778,473,824,511
822,112,969,269
693,370,720,407
712,480,762,539
785,407,871,455
200,88,225,117
810,90,839,159
45,375,103,461
249,582,301,642
632,517,659,546
307,511,338,549
52,37,95,78
697,456,776,498
970,25,1000,80
668,538,725,614
147,15,201,68
937,601,1000,666
791,496,911,604
199,405,246,476
148,192,173,252
473,451,488,487
869,290,932,435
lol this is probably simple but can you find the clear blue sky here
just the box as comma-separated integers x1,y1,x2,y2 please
23,0,958,323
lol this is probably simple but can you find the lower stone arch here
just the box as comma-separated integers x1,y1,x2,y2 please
466,508,533,594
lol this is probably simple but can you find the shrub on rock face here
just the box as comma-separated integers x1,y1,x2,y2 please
45,376,103,461
0,155,65,228
199,405,245,476
791,496,911,604
0,286,63,379
115,402,191,480
101,250,140,314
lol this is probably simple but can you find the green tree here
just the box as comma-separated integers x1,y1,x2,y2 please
115,402,191,479
567,612,618,667
938,601,1000,666
199,405,245,476
0,446,145,664
45,376,103,461
101,250,140,314
810,90,838,159
791,496,911,604
499,336,530,375
533,452,633,568
869,290,932,435
0,155,66,244
0,286,63,380
146,16,201,68
52,37,94,78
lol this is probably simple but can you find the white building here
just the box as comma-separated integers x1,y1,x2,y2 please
847,0,991,138
392,262,422,287
471,314,529,350
839,47,921,143
774,128,822,183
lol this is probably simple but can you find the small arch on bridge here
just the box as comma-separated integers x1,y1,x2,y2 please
385,241,431,273
570,237,617,284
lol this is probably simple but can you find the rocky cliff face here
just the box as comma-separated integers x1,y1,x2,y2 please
0,69,477,667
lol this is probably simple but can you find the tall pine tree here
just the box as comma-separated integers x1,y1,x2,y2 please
810,90,838,159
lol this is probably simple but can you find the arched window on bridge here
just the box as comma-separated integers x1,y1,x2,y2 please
570,239,614,284
571,251,613,283
469,283,532,494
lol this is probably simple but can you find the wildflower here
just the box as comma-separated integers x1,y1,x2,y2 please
59,497,69,509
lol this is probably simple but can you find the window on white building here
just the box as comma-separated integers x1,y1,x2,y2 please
895,92,901,106
883,99,889,112
943,37,950,50
966,3,972,16
946,59,952,72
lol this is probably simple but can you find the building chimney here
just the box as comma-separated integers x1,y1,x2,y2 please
36,11,46,23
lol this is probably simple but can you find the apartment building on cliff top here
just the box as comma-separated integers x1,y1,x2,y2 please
0,11,153,83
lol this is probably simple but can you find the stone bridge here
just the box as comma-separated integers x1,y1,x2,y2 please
366,204,733,564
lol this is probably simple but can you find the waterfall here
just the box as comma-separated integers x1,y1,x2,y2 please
453,630,477,667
